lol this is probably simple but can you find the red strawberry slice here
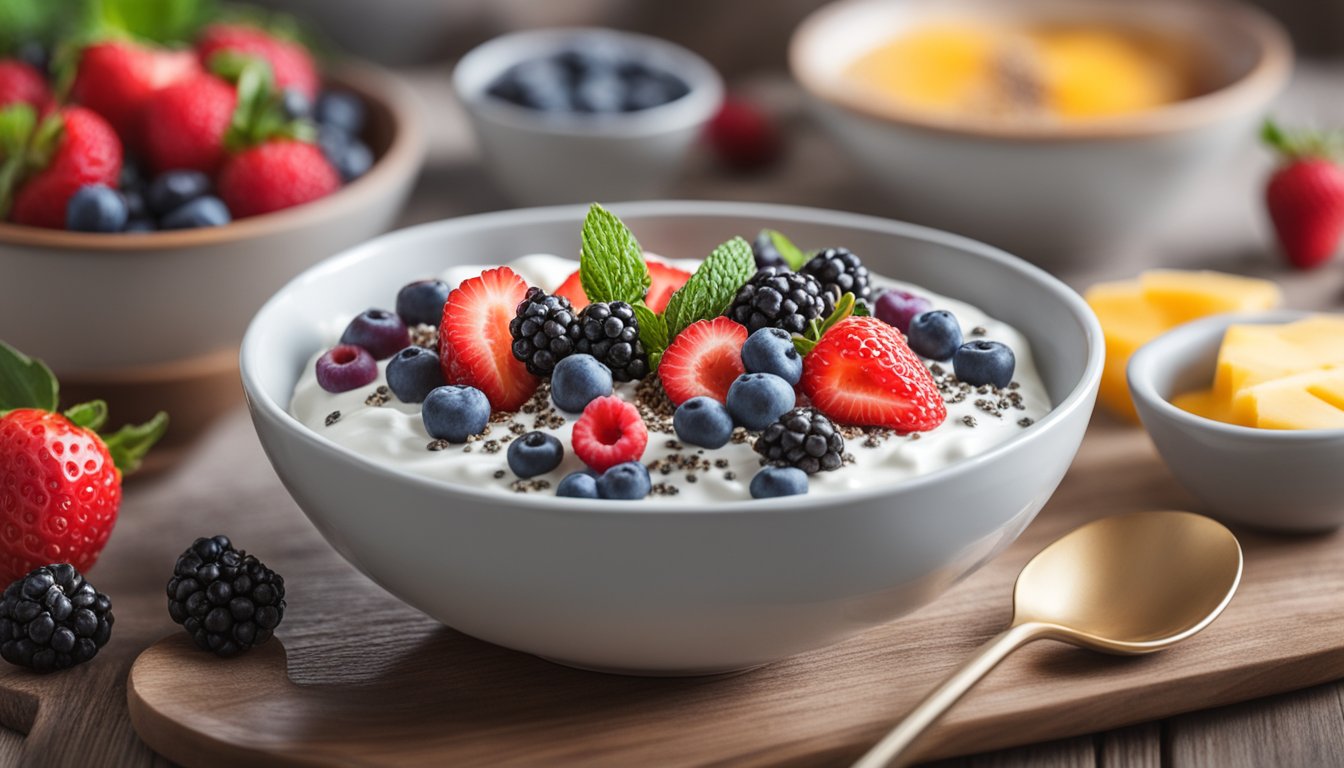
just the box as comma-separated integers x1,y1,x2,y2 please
801,316,946,432
439,267,540,411
552,258,692,313
658,317,748,405
645,260,693,313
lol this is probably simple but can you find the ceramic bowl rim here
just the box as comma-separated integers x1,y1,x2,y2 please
240,200,1104,515
789,0,1293,143
0,62,426,251
1127,309,1344,441
451,26,725,139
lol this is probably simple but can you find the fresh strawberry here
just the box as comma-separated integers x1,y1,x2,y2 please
571,396,648,473
439,267,540,411
0,60,50,110
658,317,748,405
141,73,238,175
0,343,165,583
801,316,947,432
217,140,338,218
645,261,693,313
69,41,199,145
1262,120,1344,270
553,259,692,313
705,97,782,172
197,24,319,101
1,106,122,229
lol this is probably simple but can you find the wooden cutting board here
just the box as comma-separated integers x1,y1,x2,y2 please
118,414,1344,767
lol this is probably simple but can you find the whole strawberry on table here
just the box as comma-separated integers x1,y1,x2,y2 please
0,3,372,234
0,341,165,672
1262,118,1344,270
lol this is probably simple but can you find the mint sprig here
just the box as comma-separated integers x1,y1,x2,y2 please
580,203,650,305
762,229,810,271
794,292,859,356
632,303,668,370
663,237,755,338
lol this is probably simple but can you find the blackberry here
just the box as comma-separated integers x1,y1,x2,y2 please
509,287,578,376
800,247,871,303
725,267,833,335
572,301,648,382
167,535,285,658
0,564,112,673
753,407,845,474
752,230,787,269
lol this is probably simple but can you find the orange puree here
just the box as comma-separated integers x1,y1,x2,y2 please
844,23,1198,121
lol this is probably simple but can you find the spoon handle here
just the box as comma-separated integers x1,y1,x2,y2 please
852,622,1050,768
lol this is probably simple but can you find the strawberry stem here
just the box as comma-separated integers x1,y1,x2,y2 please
1262,117,1344,163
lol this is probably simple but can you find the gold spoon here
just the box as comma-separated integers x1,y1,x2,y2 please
853,510,1243,768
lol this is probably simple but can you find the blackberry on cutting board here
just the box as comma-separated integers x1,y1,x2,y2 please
509,287,579,376
167,535,285,658
754,407,845,474
573,301,648,382
0,564,113,673
724,267,833,335
800,247,871,303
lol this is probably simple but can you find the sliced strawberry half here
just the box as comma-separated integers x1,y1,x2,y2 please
554,269,587,310
551,258,691,313
658,317,748,405
439,267,539,411
801,316,947,432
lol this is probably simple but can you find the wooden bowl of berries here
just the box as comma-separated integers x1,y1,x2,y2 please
0,11,425,452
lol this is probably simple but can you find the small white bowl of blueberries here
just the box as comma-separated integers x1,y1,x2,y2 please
453,28,723,205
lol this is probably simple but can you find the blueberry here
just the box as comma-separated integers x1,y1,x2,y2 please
953,340,1016,389
315,344,378,393
422,385,490,443
385,346,444,403
726,373,796,431
741,328,802,385
123,189,147,219
119,160,145,192
507,431,564,478
123,218,156,233
340,309,410,360
331,139,372,183
314,90,366,135
906,310,963,361
573,72,624,113
550,354,613,413
749,466,808,499
597,461,651,500
145,170,210,216
16,41,48,75
281,87,312,119
160,196,231,229
66,185,128,232
673,396,734,449
506,59,570,112
875,290,933,334
395,279,451,326
556,471,599,498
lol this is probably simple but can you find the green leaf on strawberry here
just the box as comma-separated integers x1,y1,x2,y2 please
64,399,108,431
0,104,64,219
579,203,651,305
1262,118,1344,163
0,340,58,413
102,412,169,475
662,236,755,338
216,53,315,152
794,292,859,356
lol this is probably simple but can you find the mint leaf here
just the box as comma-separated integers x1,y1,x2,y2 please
663,237,755,338
64,400,108,431
0,341,58,413
853,300,870,317
764,229,809,271
632,303,668,371
102,411,168,475
792,293,859,357
580,204,650,305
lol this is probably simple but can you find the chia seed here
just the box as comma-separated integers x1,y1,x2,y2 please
962,415,977,428
427,439,450,451
364,386,391,407
324,410,341,426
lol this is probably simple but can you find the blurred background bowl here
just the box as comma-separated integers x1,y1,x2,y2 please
453,27,723,206
790,0,1292,265
0,64,425,452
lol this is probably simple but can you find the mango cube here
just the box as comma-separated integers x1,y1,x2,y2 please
1233,368,1344,430
1139,270,1282,325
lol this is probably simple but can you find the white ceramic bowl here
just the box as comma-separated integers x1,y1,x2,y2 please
240,201,1103,674
790,0,1292,263
453,28,723,206
1129,310,1344,533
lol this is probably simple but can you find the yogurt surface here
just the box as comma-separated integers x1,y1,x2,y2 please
290,254,1051,503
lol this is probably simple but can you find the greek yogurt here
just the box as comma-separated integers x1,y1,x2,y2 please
290,254,1051,502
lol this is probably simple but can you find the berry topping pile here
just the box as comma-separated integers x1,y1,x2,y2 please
312,206,1034,502
0,11,372,233
487,46,690,115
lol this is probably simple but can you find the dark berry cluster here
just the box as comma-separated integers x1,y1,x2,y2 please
801,247,871,303
754,407,845,474
724,267,833,335
167,536,285,658
0,564,112,673
509,287,579,376
574,301,648,382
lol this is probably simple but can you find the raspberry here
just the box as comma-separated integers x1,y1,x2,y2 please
571,396,648,473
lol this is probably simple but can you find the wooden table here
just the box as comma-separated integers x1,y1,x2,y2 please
6,64,1344,767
